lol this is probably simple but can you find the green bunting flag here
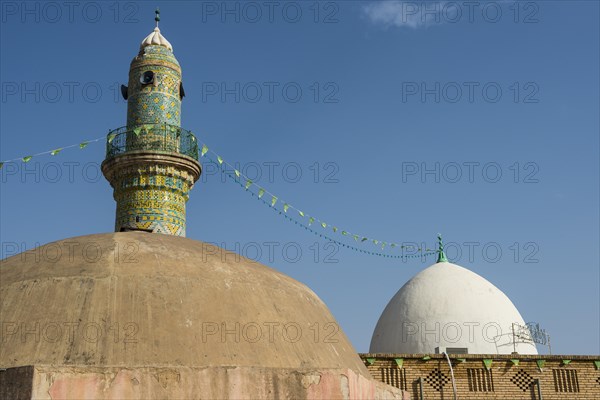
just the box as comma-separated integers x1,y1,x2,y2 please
235,169,240,178
271,196,277,207
365,358,376,365
333,227,338,232
562,360,571,365
342,231,348,235
0,162,4,170
245,179,252,190
50,149,62,156
594,361,600,370
133,127,142,136
483,359,493,370
361,237,367,242
22,156,32,162
394,358,403,368
510,359,520,366
283,204,289,212
258,188,265,198
456,358,466,363
422,356,431,361
353,235,359,242
298,210,305,217
321,222,327,229
217,156,223,165
308,217,314,225
79,142,89,149
201,145,209,157
536,360,545,371
107,133,117,143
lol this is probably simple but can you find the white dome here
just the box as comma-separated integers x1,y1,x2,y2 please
140,27,173,52
370,261,538,355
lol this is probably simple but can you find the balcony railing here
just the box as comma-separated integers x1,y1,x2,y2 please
105,124,199,161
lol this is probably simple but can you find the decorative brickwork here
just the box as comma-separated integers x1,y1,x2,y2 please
381,367,408,390
553,368,579,393
424,368,449,392
511,369,534,392
360,354,600,400
467,368,494,392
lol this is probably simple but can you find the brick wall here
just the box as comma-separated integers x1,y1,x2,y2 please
359,354,600,400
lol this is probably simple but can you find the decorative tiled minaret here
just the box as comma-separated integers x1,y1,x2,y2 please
102,10,201,237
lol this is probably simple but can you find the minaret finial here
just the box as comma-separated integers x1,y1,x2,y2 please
155,8,160,27
437,233,448,263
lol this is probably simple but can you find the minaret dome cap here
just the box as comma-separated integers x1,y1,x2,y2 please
140,26,173,52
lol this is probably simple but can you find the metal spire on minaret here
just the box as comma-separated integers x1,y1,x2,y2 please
102,11,201,237
437,233,448,263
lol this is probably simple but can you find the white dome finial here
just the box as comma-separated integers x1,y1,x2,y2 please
437,233,448,263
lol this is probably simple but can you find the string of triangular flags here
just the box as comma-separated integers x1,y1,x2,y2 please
0,131,121,169
0,133,438,259
199,145,437,259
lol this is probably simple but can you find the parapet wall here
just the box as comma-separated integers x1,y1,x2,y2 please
360,353,600,399
0,365,409,400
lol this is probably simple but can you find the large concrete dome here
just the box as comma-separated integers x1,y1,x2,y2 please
0,232,368,371
370,261,538,355
0,233,407,399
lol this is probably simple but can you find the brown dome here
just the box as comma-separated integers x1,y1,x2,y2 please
0,232,369,378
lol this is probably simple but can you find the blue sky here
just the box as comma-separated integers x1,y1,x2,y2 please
1,1,598,355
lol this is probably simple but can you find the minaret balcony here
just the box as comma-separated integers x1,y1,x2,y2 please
105,123,199,162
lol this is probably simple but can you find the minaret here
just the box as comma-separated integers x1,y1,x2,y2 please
102,10,201,237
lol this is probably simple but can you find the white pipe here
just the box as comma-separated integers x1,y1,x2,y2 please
442,352,458,400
